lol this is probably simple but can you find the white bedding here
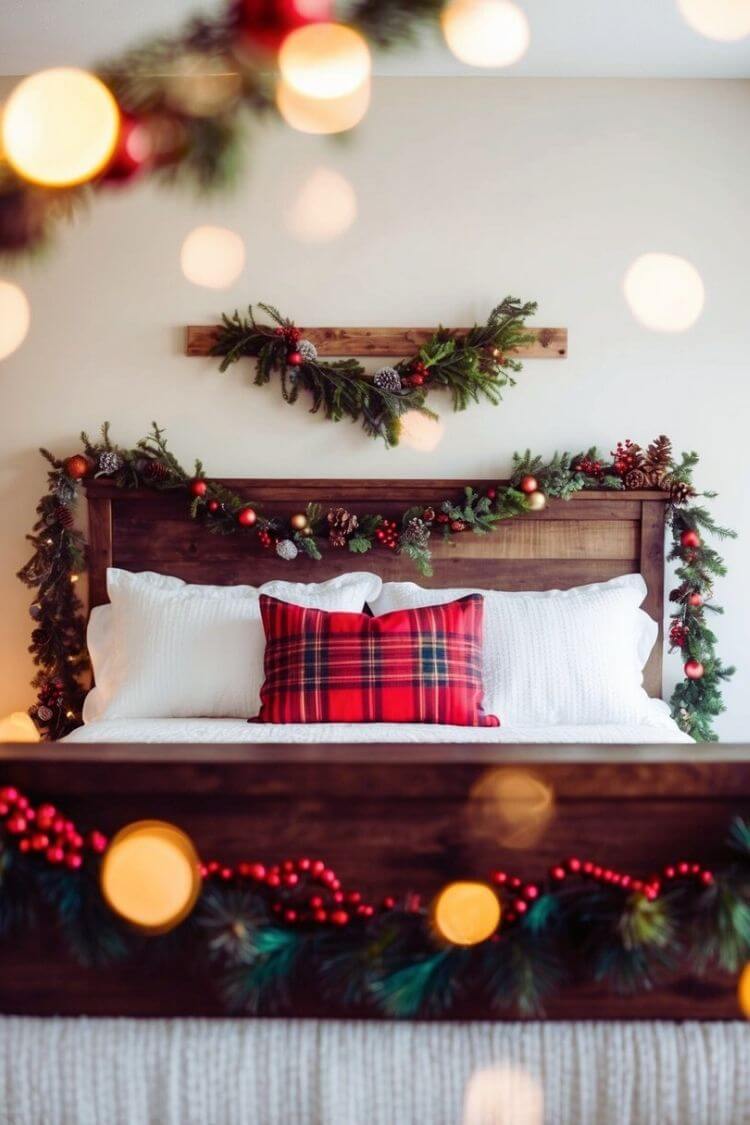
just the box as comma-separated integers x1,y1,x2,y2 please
65,716,692,744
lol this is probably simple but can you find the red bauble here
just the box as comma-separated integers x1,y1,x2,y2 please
287,351,303,366
63,454,93,481
680,529,701,549
189,479,208,498
237,506,257,527
207,499,220,513
519,475,538,494
684,659,704,680
238,0,332,53
100,114,152,184
688,592,703,608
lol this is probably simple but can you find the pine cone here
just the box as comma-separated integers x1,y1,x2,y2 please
624,468,648,490
97,450,123,476
670,479,696,506
401,518,430,550
53,504,74,528
327,507,358,548
373,367,402,393
144,459,170,483
642,435,673,475
645,469,673,490
297,339,318,362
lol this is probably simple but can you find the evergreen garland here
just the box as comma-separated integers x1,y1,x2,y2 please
0,784,748,1019
17,427,734,740
211,299,536,445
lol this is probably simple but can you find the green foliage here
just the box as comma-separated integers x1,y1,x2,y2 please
371,948,468,1018
219,927,303,1015
38,862,133,968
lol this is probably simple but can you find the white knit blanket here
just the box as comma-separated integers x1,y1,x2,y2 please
1,1018,748,1125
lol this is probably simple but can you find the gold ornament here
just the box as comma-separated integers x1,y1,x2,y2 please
526,490,547,512
290,512,308,531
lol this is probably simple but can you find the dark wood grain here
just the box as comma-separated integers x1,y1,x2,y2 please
186,325,568,359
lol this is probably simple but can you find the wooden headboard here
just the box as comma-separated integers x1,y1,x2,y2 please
85,479,668,696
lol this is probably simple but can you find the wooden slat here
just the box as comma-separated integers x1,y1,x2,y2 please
86,495,112,609
186,324,568,359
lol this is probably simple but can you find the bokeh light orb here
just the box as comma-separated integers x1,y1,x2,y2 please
442,0,531,68
468,767,555,850
0,280,31,361
399,410,445,452
180,225,246,289
462,1065,544,1125
276,77,371,134
100,820,202,934
0,712,40,743
1,68,120,187
677,0,750,41
433,881,501,946
279,23,371,99
285,166,357,243
623,252,705,333
738,962,750,1017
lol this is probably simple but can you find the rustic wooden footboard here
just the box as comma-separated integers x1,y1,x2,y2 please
1,743,748,1020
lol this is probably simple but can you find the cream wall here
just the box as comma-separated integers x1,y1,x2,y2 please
1,77,748,739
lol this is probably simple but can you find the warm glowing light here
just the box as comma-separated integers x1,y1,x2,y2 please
180,225,246,290
468,768,555,850
276,76,370,134
677,0,750,40
738,963,750,1017
0,712,40,743
433,881,501,946
165,53,242,117
100,820,202,933
462,1065,544,1125
279,23,371,99
623,252,705,333
0,280,30,361
1,68,120,187
285,167,358,243
441,0,530,68
399,410,445,452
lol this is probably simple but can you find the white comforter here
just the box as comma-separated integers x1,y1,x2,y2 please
65,715,692,744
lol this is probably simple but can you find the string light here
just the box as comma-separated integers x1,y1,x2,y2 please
0,712,40,743
739,963,750,1017
276,76,370,134
279,23,371,100
284,167,357,243
677,0,750,41
100,820,202,934
399,411,445,452
70,574,80,584
0,280,31,361
180,225,246,290
433,881,501,945
441,0,531,68
1,68,119,187
623,252,705,333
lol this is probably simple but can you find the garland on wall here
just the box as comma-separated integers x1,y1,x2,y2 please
211,299,537,445
18,426,735,742
0,785,749,1017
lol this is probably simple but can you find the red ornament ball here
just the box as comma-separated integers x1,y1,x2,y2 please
189,479,208,498
100,114,152,184
519,475,538,494
688,592,703,608
237,506,257,527
680,529,701,549
63,454,93,481
207,499,220,513
684,658,705,680
237,0,332,54
287,351,303,366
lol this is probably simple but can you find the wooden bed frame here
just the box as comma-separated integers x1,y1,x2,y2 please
1,477,748,1019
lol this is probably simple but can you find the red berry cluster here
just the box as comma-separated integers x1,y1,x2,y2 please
258,527,277,551
274,324,303,366
669,621,689,649
547,855,713,901
200,855,376,928
376,519,399,550
490,869,540,924
0,786,107,870
611,440,642,477
402,360,429,388
574,457,603,479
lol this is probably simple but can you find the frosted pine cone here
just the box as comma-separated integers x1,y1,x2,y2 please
276,539,299,561
297,339,318,362
97,450,123,476
401,518,430,550
36,705,53,723
373,367,402,393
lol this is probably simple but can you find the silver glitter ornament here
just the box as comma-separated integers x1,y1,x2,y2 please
297,339,318,362
97,450,123,476
276,539,299,561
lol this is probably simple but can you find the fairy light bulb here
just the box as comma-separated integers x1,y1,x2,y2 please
279,23,371,100
623,253,705,333
1,68,120,187
180,226,246,290
276,77,370,134
0,281,31,361
677,0,750,41
433,881,501,945
441,0,530,68
100,820,202,934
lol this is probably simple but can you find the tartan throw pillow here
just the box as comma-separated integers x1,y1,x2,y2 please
255,593,499,726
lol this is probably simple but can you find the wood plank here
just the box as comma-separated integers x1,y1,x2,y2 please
86,495,112,609
186,325,568,359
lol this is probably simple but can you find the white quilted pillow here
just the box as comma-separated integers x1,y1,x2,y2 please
84,568,382,721
369,574,660,726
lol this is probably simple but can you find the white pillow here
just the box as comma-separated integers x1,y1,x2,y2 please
84,568,382,721
369,574,659,726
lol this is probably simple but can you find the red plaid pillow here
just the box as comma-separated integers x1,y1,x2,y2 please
256,593,499,726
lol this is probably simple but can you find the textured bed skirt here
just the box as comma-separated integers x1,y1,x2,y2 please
1,1017,748,1125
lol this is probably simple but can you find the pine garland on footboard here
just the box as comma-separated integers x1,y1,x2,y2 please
17,426,735,740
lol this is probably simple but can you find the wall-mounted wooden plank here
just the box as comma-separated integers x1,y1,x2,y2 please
186,324,568,359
